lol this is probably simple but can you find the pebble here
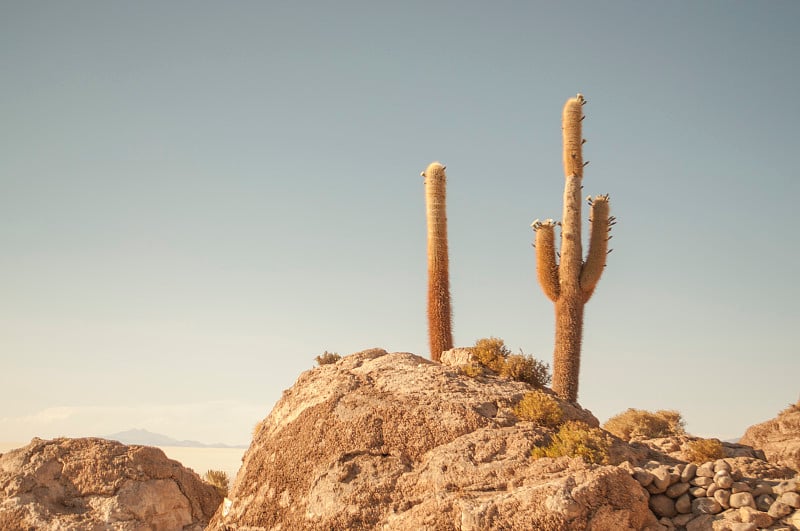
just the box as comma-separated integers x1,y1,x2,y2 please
713,459,731,473
714,470,733,489
731,481,750,494
714,489,731,509
649,494,677,518
695,462,715,478
690,476,713,487
756,494,775,512
675,493,692,514
666,481,690,498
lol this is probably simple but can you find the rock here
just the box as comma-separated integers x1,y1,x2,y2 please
666,481,690,498
649,494,677,518
779,491,800,508
767,500,793,519
729,492,755,509
714,459,732,473
673,512,694,526
209,350,656,531
715,470,733,489
440,347,476,367
686,514,716,531
634,467,655,487
727,523,756,531
690,486,708,497
740,403,800,473
682,463,698,482
675,493,692,513
0,437,221,530
738,506,774,527
785,509,800,528
755,493,775,511
751,481,775,496
731,481,750,494
707,483,720,497
691,476,714,487
714,488,731,509
692,497,723,515
651,466,672,493
774,477,799,495
697,462,716,478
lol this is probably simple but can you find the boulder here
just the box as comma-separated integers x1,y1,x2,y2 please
210,349,658,530
740,402,800,473
0,437,221,530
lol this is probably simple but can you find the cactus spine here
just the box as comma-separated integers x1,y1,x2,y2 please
532,95,612,402
422,161,453,362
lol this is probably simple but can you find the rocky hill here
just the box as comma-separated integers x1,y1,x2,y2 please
209,348,800,530
0,437,222,530
740,402,800,473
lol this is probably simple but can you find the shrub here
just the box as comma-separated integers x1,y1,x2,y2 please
603,408,686,441
470,338,551,387
514,390,563,428
460,363,484,378
685,438,725,463
531,421,611,465
204,469,230,497
501,353,551,388
471,337,509,374
315,351,341,366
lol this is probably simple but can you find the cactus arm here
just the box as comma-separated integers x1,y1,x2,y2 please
534,221,560,302
580,195,610,303
423,161,454,362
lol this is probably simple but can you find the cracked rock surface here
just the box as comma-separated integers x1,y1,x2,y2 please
0,436,221,530
211,349,657,530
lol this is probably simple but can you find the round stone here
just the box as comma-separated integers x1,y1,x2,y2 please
767,501,792,519
666,481,691,499
731,481,750,494
689,486,707,498
696,462,715,478
779,491,800,509
756,494,774,512
715,473,733,489
730,492,756,509
675,493,692,514
633,468,654,487
714,488,731,509
649,494,677,518
713,459,732,473
691,476,714,487
681,463,697,482
692,497,723,515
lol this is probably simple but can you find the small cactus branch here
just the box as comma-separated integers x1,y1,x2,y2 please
422,161,454,362
580,195,610,303
533,220,560,302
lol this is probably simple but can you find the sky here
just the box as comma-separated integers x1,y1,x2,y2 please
1,1,798,447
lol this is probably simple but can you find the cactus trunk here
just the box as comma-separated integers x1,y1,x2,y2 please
533,95,612,402
423,162,453,362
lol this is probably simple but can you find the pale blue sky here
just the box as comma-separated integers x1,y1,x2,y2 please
1,1,798,446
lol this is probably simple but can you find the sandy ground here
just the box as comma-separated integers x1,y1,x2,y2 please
1,442,246,482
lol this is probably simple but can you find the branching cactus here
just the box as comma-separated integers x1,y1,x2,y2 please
422,161,453,361
532,94,615,402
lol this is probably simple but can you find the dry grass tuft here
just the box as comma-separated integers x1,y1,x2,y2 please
204,469,230,497
531,421,611,464
603,408,685,441
469,338,551,388
685,438,725,463
514,391,563,428
315,351,341,366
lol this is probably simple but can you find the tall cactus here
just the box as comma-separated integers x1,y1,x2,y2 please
532,94,614,402
422,161,453,362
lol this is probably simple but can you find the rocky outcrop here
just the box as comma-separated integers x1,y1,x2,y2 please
0,437,222,530
740,402,800,473
211,349,658,530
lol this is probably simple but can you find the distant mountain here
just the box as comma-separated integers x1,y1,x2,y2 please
104,428,247,449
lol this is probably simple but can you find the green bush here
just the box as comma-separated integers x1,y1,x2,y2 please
315,351,341,366
204,469,230,497
513,391,563,428
685,438,725,463
602,408,685,441
531,421,611,465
